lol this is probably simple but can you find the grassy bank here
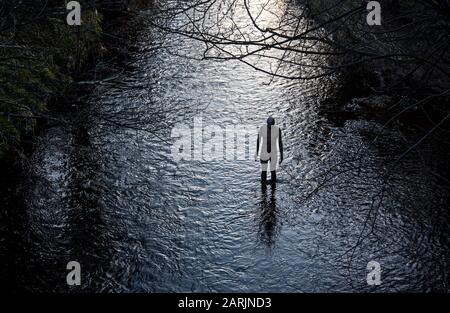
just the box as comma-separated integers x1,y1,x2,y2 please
0,1,108,164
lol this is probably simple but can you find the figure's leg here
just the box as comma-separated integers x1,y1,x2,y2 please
270,155,278,183
270,170,276,183
261,161,268,183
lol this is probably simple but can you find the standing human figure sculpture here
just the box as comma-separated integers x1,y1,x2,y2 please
254,116,283,183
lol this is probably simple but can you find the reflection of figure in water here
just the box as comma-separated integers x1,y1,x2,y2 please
254,116,283,184
259,183,278,246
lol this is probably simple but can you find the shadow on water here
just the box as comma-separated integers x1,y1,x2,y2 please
63,123,113,292
258,182,279,248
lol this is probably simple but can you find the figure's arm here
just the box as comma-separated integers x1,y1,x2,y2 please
255,134,260,160
279,128,283,163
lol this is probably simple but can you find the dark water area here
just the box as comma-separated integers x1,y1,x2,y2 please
0,2,449,292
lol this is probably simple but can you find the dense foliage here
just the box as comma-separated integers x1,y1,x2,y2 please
0,0,103,161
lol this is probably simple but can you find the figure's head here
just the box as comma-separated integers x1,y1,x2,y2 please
267,116,275,126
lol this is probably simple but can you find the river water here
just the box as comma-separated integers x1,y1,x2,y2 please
1,1,449,292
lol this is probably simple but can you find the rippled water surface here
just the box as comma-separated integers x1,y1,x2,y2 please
2,2,449,292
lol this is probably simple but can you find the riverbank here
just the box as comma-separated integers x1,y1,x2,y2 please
0,0,150,291
0,3,152,269
0,1,153,207
306,0,450,190
0,1,151,166
306,0,449,130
